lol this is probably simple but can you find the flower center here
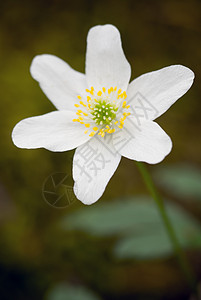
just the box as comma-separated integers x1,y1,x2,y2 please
73,86,131,138
91,100,118,125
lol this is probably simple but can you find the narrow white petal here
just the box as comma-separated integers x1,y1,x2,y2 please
126,65,194,122
30,54,87,111
86,24,131,91
114,118,172,164
73,135,121,204
12,111,91,151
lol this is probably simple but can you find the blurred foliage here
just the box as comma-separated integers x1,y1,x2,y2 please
46,283,101,300
62,196,201,259
0,0,201,299
154,163,201,201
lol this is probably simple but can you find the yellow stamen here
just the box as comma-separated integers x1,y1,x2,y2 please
77,95,82,99
80,101,87,107
93,127,98,131
85,123,90,128
114,121,118,124
87,96,91,101
84,130,88,134
102,87,106,93
83,112,88,116
122,101,127,108
118,89,122,94
89,132,95,137
123,91,127,99
97,91,102,96
74,104,80,108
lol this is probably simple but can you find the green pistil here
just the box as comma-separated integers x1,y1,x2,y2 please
91,100,118,125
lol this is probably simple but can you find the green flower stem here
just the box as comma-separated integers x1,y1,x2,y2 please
135,161,197,291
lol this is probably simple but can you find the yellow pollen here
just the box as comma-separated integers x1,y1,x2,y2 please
74,86,130,136
123,91,127,99
80,101,87,107
122,101,127,108
89,132,95,137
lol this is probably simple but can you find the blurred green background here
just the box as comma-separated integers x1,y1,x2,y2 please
1,0,201,299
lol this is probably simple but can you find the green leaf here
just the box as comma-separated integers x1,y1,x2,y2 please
61,196,201,259
61,196,161,235
114,232,173,259
153,164,201,201
46,283,101,300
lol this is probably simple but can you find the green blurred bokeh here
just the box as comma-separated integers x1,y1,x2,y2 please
0,0,201,299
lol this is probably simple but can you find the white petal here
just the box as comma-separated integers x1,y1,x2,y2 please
12,111,91,151
127,65,194,123
30,54,87,111
113,118,172,164
86,24,131,91
73,135,121,204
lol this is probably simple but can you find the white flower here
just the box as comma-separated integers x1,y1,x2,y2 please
12,24,194,205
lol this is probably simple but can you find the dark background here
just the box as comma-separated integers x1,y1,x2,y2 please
0,0,201,299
